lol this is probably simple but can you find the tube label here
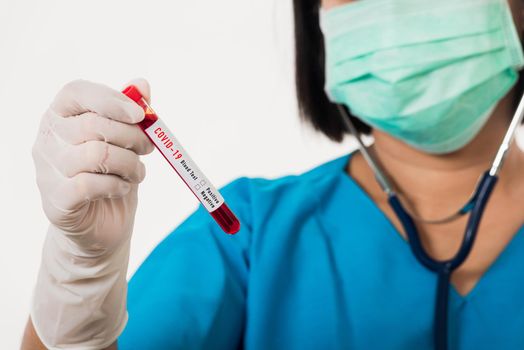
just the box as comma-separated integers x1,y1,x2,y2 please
144,118,224,212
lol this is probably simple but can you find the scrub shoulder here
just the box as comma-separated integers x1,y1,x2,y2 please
118,155,347,349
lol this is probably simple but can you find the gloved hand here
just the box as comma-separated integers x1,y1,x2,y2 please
31,78,154,349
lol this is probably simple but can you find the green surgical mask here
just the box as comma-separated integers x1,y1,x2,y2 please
320,0,524,154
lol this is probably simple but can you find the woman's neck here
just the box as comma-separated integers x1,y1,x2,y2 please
368,90,524,220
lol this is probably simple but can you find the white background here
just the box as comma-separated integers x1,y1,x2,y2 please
0,0,355,347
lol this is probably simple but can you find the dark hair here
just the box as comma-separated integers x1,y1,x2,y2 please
293,0,524,143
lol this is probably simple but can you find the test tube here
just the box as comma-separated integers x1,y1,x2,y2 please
122,85,240,235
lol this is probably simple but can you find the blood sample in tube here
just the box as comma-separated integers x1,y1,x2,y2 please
122,85,240,235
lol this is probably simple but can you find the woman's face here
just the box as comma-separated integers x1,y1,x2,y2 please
321,0,523,46
322,0,355,10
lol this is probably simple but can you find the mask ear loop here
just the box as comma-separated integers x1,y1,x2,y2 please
336,104,479,225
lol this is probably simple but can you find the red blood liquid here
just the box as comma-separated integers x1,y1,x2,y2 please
211,203,241,235
122,85,241,235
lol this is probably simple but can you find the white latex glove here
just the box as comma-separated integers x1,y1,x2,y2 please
31,79,154,349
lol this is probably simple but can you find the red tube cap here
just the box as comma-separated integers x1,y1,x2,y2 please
122,85,143,103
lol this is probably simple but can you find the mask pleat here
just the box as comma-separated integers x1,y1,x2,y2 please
328,30,506,83
320,0,524,154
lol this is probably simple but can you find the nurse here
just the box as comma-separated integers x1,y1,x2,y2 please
22,0,524,349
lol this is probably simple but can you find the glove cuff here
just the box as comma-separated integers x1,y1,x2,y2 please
31,224,131,349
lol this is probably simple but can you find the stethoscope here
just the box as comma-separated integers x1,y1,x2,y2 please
336,93,524,350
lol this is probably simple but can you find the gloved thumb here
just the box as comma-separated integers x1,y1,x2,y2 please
122,77,151,104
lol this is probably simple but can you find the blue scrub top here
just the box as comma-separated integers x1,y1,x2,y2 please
118,152,524,349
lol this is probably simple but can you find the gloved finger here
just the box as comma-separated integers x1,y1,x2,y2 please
52,111,155,155
50,79,145,124
51,173,133,211
34,120,146,184
121,78,151,104
55,140,146,184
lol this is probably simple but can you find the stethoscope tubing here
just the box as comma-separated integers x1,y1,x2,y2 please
337,92,524,350
388,172,499,350
388,172,498,272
